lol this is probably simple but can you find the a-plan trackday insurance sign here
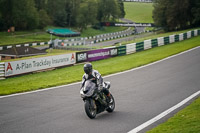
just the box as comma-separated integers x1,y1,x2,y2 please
5,53,76,77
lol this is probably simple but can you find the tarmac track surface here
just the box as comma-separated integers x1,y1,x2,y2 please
0,47,200,133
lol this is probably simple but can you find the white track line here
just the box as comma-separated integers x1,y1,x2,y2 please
0,46,199,99
128,90,200,133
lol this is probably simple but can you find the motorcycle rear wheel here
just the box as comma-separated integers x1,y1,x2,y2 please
85,99,97,119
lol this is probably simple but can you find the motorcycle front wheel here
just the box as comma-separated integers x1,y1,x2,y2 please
106,94,115,113
84,99,96,119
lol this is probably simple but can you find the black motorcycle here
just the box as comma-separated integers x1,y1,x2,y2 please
80,80,115,119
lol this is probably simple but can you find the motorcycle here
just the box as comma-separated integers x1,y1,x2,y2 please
80,80,115,119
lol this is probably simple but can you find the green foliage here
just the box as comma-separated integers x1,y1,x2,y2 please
47,0,68,27
118,0,126,18
34,0,46,11
97,0,121,22
38,9,52,29
153,0,200,31
76,0,98,31
191,0,200,27
0,0,39,30
0,0,125,31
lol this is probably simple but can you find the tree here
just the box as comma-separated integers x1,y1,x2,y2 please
0,1,4,30
38,9,52,29
13,0,39,30
118,0,126,18
0,0,125,31
65,0,81,27
97,0,121,22
34,0,47,11
190,0,200,27
0,0,39,30
47,0,67,27
153,0,200,31
76,0,98,31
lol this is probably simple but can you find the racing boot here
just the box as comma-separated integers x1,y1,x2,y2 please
106,92,112,103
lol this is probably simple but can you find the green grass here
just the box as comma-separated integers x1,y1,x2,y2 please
0,27,127,46
0,36,199,95
80,26,127,37
124,2,154,23
147,97,200,133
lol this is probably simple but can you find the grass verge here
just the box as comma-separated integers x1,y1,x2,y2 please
0,36,199,95
124,2,153,23
147,97,200,133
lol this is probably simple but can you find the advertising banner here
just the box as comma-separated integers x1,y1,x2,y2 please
76,48,118,63
87,49,111,61
76,51,88,63
100,22,155,27
5,53,76,77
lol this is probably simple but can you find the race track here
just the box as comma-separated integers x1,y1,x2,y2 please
0,47,200,133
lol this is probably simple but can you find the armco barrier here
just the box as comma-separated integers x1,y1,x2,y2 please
169,35,175,43
0,41,49,51
151,39,158,48
144,40,151,50
126,43,136,54
157,37,164,46
183,33,187,40
136,42,144,52
175,35,179,42
191,31,194,37
117,46,126,56
194,30,198,36
128,29,200,55
187,31,191,38
0,62,5,80
179,33,184,41
164,36,170,45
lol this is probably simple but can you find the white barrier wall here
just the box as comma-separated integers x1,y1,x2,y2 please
179,33,184,41
187,31,191,38
158,37,164,46
4,53,76,77
126,43,136,54
144,39,152,50
169,35,175,43
194,30,198,36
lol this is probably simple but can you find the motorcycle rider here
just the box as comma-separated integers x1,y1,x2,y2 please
81,63,111,102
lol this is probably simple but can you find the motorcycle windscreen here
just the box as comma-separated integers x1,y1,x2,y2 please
83,80,96,94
